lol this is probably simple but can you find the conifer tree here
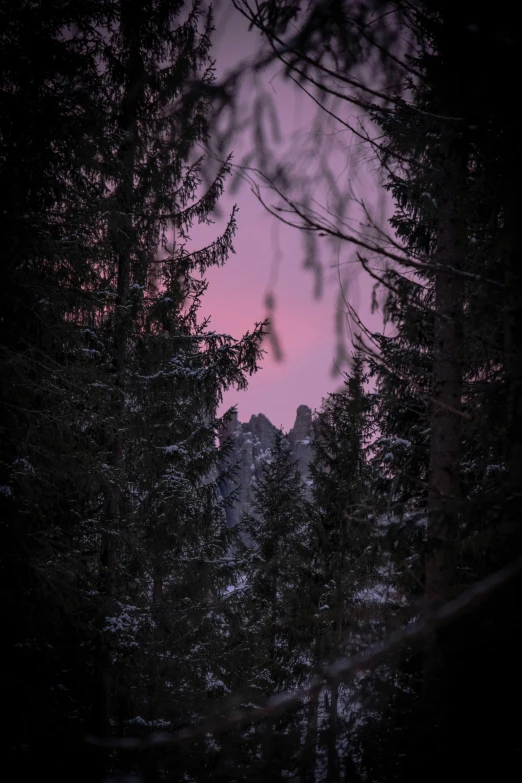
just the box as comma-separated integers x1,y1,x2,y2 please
78,4,266,775
308,355,382,780
242,431,311,682
310,354,373,641
236,430,313,778
359,5,522,779
1,3,264,779
0,3,117,773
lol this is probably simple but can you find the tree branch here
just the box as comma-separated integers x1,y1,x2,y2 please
85,557,522,750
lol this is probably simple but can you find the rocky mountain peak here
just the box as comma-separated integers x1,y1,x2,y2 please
218,405,313,527
288,405,313,477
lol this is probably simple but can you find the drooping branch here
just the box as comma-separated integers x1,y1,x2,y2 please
85,556,522,750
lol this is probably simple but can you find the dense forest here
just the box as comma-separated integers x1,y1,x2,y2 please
1,1,520,781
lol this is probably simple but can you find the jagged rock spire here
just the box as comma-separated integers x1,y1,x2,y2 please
219,406,313,527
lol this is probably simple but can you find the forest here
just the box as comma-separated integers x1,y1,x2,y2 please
1,1,521,781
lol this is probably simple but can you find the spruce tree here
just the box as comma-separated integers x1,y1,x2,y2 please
359,4,522,779
1,3,264,780
0,2,116,774
236,430,312,779
308,355,382,780
78,3,266,776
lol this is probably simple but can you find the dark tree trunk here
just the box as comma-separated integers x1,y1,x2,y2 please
93,6,145,741
326,683,339,783
426,263,464,603
300,691,319,782
421,131,468,780
152,576,163,606
503,178,522,545
425,144,467,604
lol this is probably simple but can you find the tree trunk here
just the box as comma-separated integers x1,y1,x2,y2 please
93,9,145,740
502,179,522,544
300,690,319,782
421,131,468,780
152,575,163,606
262,716,277,778
426,146,467,605
326,683,339,783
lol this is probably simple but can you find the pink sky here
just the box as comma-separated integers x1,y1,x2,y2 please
198,5,386,430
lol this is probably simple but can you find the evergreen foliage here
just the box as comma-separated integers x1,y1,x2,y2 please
1,1,520,781
241,430,313,693
0,2,264,779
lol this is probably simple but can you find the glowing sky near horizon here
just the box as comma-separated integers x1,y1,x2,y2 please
199,4,386,431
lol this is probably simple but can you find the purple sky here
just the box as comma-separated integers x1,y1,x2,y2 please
198,5,386,430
